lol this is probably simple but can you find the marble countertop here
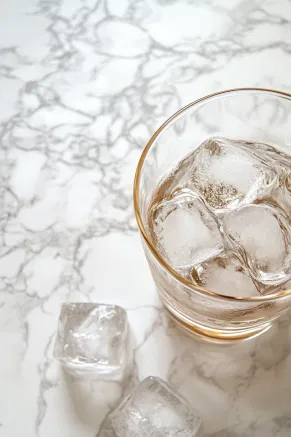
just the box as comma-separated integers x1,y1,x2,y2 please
1,1,291,436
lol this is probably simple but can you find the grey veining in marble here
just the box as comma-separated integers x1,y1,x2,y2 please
1,1,291,436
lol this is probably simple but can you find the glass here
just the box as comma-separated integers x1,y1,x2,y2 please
134,88,291,341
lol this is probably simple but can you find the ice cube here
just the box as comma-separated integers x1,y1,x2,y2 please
189,137,276,213
191,252,259,297
223,204,291,286
102,376,201,437
54,303,128,378
151,189,224,270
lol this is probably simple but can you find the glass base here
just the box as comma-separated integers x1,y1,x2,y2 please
164,305,272,343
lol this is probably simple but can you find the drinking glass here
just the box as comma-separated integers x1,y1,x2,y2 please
134,88,291,341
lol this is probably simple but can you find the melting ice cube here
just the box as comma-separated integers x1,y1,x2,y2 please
223,204,291,286
151,189,224,270
54,303,128,378
191,252,259,297
99,376,201,437
188,137,277,213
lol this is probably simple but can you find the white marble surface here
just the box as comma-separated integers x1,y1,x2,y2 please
1,1,291,436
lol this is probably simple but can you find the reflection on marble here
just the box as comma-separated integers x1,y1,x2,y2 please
1,0,291,436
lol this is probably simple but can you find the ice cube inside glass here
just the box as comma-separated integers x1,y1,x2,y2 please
186,137,277,214
223,204,291,286
54,303,128,378
151,189,224,271
106,376,201,437
191,252,260,298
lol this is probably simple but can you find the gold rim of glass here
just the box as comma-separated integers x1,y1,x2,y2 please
134,87,291,302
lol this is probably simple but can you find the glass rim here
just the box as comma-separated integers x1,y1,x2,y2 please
133,87,291,303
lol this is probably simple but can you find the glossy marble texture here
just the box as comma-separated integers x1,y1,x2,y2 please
1,1,291,436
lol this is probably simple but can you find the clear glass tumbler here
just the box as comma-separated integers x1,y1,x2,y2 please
134,88,291,341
